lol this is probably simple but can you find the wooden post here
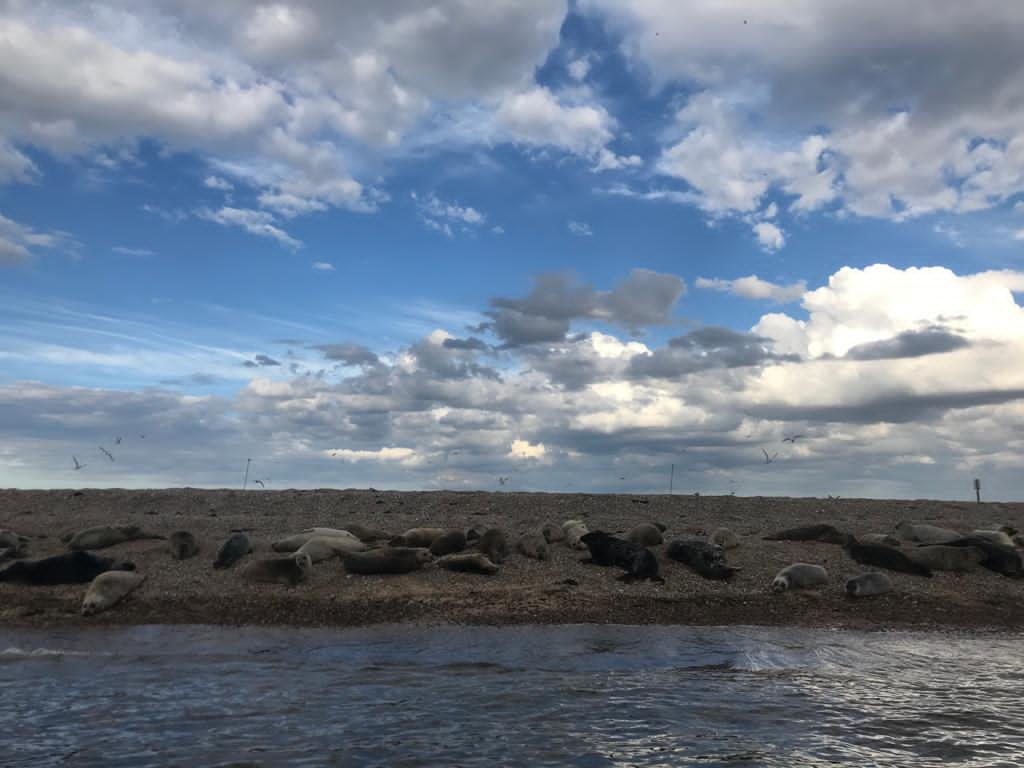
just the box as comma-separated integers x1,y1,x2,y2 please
669,463,675,494
243,458,251,491
974,478,981,504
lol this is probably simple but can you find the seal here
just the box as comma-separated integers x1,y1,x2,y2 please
272,528,358,553
390,528,446,548
81,571,147,616
945,537,1023,578
562,520,589,550
0,529,27,562
772,563,828,592
710,528,740,550
436,553,499,575
969,530,1015,547
764,524,846,544
0,551,135,585
478,529,510,564
516,533,549,560
67,525,164,551
1015,534,1024,549
296,536,366,563
429,530,467,557
342,547,432,575
336,522,392,542
859,533,902,547
666,539,739,580
627,523,664,547
843,536,931,577
907,544,983,572
845,572,892,598
541,523,566,544
579,531,664,583
168,531,200,560
213,533,252,569
242,553,313,586
893,522,960,545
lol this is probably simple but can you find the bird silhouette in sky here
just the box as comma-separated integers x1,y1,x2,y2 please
498,476,509,486
762,449,778,464
99,446,115,462
72,456,86,470
782,434,805,443
253,479,265,488
114,436,122,445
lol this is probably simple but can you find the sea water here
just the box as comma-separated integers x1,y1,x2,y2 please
1,624,1021,767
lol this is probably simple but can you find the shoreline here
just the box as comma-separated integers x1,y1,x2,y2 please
2,488,1023,632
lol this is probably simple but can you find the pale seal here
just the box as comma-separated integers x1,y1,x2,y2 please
893,522,960,545
168,531,200,560
477,529,509,564
562,520,589,550
845,572,892,598
541,523,566,544
296,536,366,563
627,523,664,547
272,528,358,553
213,533,252,569
772,563,828,593
390,528,446,548
970,530,1015,547
436,553,499,575
907,544,983,572
67,525,164,551
710,528,740,550
516,533,549,560
0,551,135,585
82,571,147,616
843,536,931,577
342,547,432,575
579,531,664,583
429,530,467,557
242,553,312,586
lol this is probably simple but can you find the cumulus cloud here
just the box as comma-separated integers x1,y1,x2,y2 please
752,221,785,251
313,343,380,367
197,206,301,249
844,327,970,360
696,275,807,304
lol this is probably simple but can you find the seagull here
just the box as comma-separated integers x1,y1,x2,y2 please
114,436,122,445
138,433,146,439
782,434,806,444
99,446,115,462
253,479,265,488
72,456,86,471
498,476,509,486
762,449,778,464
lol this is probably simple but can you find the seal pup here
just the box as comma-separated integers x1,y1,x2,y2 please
945,537,1023,578
436,553,499,575
242,553,312,586
67,525,165,551
772,563,828,593
0,551,135,585
213,533,252,569
342,547,432,575
168,531,200,560
763,524,846,544
907,544,983,572
390,528,446,548
272,528,358,553
541,524,565,544
627,523,664,547
478,529,510,564
296,536,366,563
81,571,147,616
562,520,589,550
970,530,1015,547
516,533,549,560
843,536,931,577
710,528,740,550
429,530,467,557
845,572,893,598
579,531,664,583
894,522,960,545
666,539,739,580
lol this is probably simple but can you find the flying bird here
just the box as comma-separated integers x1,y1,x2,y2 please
762,449,778,464
99,446,115,462
72,456,86,471
498,476,509,486
782,434,806,443
139,433,146,439
114,436,122,445
253,479,265,488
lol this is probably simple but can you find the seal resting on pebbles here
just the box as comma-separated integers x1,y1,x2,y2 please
0,551,135,585
390,528,446,548
213,533,252,569
67,525,164,551
772,563,828,593
627,523,664,547
541,524,565,544
764,524,846,544
859,533,901,547
429,530,467,557
894,522,960,545
296,536,366,563
168,531,200,560
844,536,931,577
478,529,509,564
516,533,549,560
82,571,147,616
969,530,1015,547
579,531,664,583
845,572,892,598
666,539,739,581
242,553,312,586
945,537,1023,578
907,544,983,572
436,553,499,575
562,520,589,550
342,547,432,575
272,529,358,553
336,522,391,542
710,528,740,550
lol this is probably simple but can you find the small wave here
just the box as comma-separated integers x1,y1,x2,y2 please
0,646,111,659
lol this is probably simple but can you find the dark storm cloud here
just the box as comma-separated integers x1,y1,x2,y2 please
844,327,970,360
312,343,380,366
442,336,491,352
629,326,800,379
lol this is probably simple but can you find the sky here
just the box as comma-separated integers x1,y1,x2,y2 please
2,1,1024,498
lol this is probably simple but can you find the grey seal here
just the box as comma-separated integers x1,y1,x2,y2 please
296,536,366,563
390,528,446,548
845,572,893,598
342,547,432,575
844,536,931,577
710,528,740,550
627,523,664,547
764,524,847,544
429,530,467,556
666,539,739,580
213,533,252,569
242,553,312,586
0,551,135,585
562,520,589,550
436,553,500,575
82,571,147,616
272,528,358,553
516,533,549,560
945,537,1023,578
478,529,510,564
541,523,566,544
579,531,664,583
894,522,960,545
772,563,828,592
67,525,164,551
907,544,983,572
168,531,200,560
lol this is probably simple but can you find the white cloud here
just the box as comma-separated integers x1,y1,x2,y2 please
568,220,593,237
0,141,38,184
568,57,591,81
496,86,613,157
197,206,301,249
752,221,785,251
326,447,422,466
412,192,486,236
697,275,806,304
508,439,547,459
593,147,643,172
311,261,335,271
112,246,155,257
0,212,69,265
203,175,233,191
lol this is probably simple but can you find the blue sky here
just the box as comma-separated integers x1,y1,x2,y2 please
2,1,1024,497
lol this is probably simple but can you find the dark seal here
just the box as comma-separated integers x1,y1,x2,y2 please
342,547,432,575
0,551,135,585
169,531,200,560
579,531,664,583
666,538,739,580
764,524,847,544
213,533,252,569
844,536,931,577
477,529,510,564
945,537,1024,578
429,530,467,557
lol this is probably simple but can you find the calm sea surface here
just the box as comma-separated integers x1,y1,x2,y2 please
1,623,1021,767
